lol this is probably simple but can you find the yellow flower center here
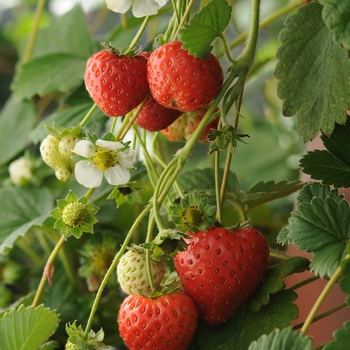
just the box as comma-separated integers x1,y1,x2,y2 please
93,146,118,171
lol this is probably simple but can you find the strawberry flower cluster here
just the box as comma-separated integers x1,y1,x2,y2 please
73,139,135,188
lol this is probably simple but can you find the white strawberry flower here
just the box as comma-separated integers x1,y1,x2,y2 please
106,0,168,18
9,157,32,186
73,139,135,188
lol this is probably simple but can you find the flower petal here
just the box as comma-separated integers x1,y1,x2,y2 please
105,165,131,186
73,140,95,158
96,139,124,151
75,161,103,188
117,149,135,169
132,0,163,17
106,0,132,13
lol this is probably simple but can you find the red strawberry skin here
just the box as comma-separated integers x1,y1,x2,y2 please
84,50,149,117
174,227,269,325
136,95,182,132
118,292,197,350
147,42,223,112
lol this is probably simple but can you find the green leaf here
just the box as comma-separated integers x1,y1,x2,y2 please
296,182,343,205
324,321,350,350
248,327,312,350
0,305,59,350
0,187,54,254
12,4,93,99
321,0,350,50
245,180,304,210
339,255,350,295
299,150,350,188
38,341,59,350
248,257,310,311
300,119,350,188
286,196,350,277
180,0,232,58
321,118,350,166
0,96,36,166
12,54,88,99
197,290,298,350
275,1,350,141
177,168,240,193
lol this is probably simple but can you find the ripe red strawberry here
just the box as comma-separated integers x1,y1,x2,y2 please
136,95,182,131
84,49,149,117
161,107,219,143
174,226,269,325
118,291,197,350
147,41,223,112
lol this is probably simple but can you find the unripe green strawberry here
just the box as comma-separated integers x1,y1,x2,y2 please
117,249,165,295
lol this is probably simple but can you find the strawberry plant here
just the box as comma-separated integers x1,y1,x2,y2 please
0,0,349,349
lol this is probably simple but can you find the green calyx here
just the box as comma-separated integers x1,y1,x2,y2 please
170,191,217,233
51,190,99,239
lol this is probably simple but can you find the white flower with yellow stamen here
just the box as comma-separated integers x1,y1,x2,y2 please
73,139,134,188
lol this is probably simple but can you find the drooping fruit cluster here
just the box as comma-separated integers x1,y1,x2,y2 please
118,291,197,350
117,249,165,295
40,134,77,181
84,48,149,117
174,226,270,325
84,42,223,143
161,107,220,143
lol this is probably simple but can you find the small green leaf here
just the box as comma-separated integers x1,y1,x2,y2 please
275,1,350,141
249,257,310,311
248,327,312,350
0,187,54,254
197,290,298,350
321,0,350,50
299,150,350,188
286,196,350,277
324,321,350,350
0,305,59,350
180,0,232,58
296,182,344,205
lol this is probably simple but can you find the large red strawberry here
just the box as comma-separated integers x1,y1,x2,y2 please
136,95,182,132
84,48,149,117
174,226,269,325
161,107,219,143
118,291,197,350
147,41,223,112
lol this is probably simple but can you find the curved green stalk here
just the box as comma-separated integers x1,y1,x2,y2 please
84,202,153,337
300,257,349,336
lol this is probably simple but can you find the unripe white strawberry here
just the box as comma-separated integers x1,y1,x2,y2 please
40,134,76,181
117,249,165,295
40,135,60,168
59,135,78,156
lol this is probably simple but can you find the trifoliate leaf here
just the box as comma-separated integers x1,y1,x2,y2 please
321,0,350,50
286,196,350,277
248,327,312,350
275,1,350,141
248,256,310,311
197,290,298,350
323,321,350,350
180,0,232,58
0,305,59,350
